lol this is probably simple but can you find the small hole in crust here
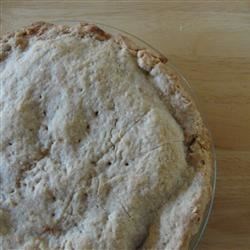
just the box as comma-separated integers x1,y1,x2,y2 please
90,160,96,165
51,212,56,217
35,178,41,184
43,110,46,116
44,125,48,131
107,161,112,166
125,162,129,166
8,142,12,146
12,201,18,207
4,44,12,51
175,83,181,90
78,139,81,143
86,124,90,130
94,111,99,117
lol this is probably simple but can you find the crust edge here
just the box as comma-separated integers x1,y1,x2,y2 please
115,33,213,250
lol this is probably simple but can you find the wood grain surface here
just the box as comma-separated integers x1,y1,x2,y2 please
1,1,250,249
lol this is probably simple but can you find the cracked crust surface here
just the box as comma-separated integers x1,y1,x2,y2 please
0,22,212,250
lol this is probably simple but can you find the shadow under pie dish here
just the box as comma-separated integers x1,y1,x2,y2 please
0,22,215,250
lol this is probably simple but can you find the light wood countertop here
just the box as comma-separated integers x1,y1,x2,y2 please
1,1,250,249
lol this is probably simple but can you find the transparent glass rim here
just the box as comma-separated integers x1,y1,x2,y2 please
53,19,216,250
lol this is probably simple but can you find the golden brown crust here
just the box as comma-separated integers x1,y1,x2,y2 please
79,23,111,41
0,22,52,61
114,34,139,56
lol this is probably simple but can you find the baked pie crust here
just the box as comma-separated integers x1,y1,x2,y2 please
0,22,213,250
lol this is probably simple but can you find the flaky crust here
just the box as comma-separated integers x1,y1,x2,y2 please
116,28,213,250
0,22,213,249
0,22,111,61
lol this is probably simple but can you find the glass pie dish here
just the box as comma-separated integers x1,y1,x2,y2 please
51,20,216,250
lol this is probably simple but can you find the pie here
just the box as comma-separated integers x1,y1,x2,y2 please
0,22,213,250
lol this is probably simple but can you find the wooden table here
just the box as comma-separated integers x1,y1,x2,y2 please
1,1,250,249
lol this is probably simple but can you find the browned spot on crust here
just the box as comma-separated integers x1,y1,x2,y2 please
15,37,28,50
114,35,139,56
41,225,61,235
0,43,12,61
137,49,168,71
0,52,7,62
25,21,53,36
76,23,111,41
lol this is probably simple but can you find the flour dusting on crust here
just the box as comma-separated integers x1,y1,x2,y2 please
0,22,212,250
